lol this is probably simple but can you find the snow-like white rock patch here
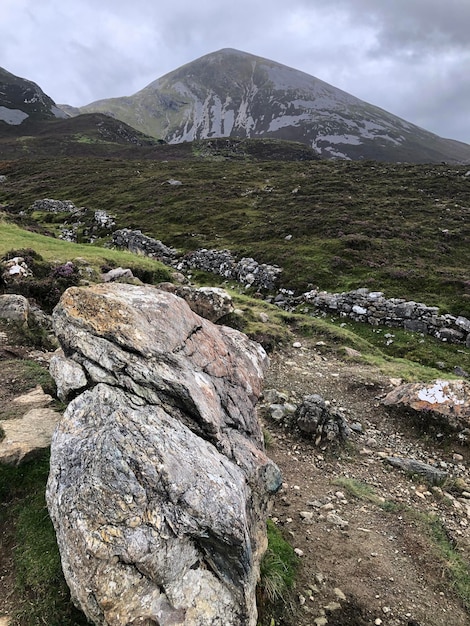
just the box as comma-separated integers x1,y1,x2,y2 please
0,106,29,125
417,380,465,405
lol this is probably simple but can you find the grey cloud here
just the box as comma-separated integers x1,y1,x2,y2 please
1,0,469,143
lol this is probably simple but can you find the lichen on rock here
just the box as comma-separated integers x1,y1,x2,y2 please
46,283,281,625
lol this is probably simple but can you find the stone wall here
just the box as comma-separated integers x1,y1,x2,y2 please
295,288,470,346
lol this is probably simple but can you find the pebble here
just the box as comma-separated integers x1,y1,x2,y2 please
334,587,347,601
294,548,304,557
293,342,302,348
314,618,328,626
326,512,349,528
324,601,341,612
300,511,315,522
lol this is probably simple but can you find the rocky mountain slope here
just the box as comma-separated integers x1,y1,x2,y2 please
0,67,67,125
79,48,470,163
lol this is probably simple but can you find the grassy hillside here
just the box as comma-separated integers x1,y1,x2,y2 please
0,151,469,316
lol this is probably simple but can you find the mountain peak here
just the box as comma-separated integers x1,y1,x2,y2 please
75,51,470,163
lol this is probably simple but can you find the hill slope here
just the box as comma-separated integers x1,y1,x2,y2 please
0,66,67,125
80,48,470,163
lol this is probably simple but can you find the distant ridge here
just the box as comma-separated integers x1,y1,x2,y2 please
79,48,470,163
0,66,67,124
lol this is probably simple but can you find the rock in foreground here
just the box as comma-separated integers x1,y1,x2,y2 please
46,283,281,626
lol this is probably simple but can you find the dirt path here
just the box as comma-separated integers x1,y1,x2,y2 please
0,324,469,626
263,339,470,626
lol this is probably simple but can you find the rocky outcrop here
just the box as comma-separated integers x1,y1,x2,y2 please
383,379,470,440
46,283,281,626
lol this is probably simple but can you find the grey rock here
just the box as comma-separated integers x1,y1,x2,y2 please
0,294,30,324
50,353,88,401
112,228,177,262
385,457,448,485
101,267,135,282
157,283,233,322
47,283,281,626
295,394,351,444
455,316,470,333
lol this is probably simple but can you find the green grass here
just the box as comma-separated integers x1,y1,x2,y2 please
412,511,470,610
257,519,300,625
0,157,469,316
0,218,170,275
333,477,399,511
0,452,88,626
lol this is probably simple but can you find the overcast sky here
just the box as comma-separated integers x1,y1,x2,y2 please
1,0,469,144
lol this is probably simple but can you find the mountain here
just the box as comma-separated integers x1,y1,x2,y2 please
79,48,470,163
0,66,68,125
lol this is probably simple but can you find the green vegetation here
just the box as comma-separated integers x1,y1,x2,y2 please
333,477,399,511
0,452,88,625
0,157,468,316
412,511,470,610
257,519,300,625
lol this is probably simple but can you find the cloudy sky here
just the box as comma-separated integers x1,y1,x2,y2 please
1,0,469,144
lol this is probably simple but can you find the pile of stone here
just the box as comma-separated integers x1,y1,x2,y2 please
177,249,282,291
2,256,32,281
274,287,470,346
112,228,177,263
263,389,351,446
29,198,79,213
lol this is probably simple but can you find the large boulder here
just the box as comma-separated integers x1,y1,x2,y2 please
46,283,281,626
383,379,470,435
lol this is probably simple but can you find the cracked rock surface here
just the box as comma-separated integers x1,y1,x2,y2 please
46,283,281,626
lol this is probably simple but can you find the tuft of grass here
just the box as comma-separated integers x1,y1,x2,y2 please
0,452,88,625
257,519,300,625
411,511,470,610
333,477,400,511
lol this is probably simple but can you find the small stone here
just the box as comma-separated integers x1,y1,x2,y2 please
375,620,383,625
334,588,347,601
258,312,269,323
321,502,335,511
335,491,345,500
350,422,363,433
382,606,391,614
453,453,464,463
293,341,302,348
326,512,348,528
294,548,304,557
314,618,328,626
324,601,341,612
300,511,315,521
